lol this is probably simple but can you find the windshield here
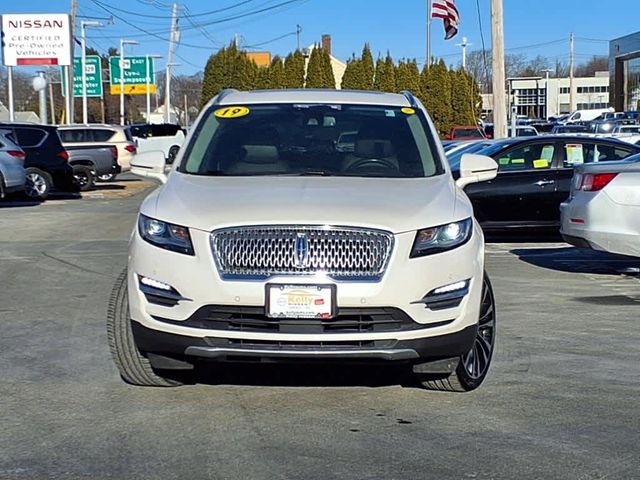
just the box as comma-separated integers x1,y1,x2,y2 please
180,103,442,178
453,128,484,138
446,141,493,170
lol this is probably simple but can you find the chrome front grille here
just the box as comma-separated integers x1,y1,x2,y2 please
210,226,394,281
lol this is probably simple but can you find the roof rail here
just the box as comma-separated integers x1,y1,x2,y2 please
214,88,239,105
400,90,419,108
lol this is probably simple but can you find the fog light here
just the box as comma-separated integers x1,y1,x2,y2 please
138,275,185,307
412,279,470,311
432,280,468,295
139,276,172,291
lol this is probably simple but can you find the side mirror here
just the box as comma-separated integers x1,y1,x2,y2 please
444,134,452,140
456,153,498,189
130,150,167,184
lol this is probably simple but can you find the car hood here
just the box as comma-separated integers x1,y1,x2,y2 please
145,172,465,234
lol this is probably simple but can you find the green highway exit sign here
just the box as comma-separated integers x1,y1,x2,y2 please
109,56,155,95
60,56,103,97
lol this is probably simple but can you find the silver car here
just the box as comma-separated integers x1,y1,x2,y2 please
561,153,640,258
0,129,26,198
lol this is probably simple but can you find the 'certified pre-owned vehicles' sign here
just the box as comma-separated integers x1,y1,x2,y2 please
0,14,72,66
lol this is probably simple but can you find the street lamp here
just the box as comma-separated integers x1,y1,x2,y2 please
120,39,139,126
32,72,48,125
145,54,162,124
542,69,553,121
81,21,103,125
164,62,180,124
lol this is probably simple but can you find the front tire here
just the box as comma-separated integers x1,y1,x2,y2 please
416,273,496,392
167,145,180,164
24,168,52,200
107,270,181,387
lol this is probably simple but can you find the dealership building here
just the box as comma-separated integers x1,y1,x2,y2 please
610,31,640,112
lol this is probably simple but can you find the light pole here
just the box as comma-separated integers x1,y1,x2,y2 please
81,21,103,124
120,39,139,126
542,69,553,121
32,72,48,125
145,54,162,124
164,62,180,124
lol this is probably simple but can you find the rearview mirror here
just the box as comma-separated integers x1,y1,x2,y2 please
130,150,167,184
456,154,498,189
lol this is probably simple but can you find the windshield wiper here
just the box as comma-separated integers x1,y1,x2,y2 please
296,169,335,176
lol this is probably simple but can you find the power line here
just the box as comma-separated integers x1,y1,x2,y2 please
244,30,297,49
90,0,306,41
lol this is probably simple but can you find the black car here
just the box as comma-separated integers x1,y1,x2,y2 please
0,123,77,200
454,135,640,230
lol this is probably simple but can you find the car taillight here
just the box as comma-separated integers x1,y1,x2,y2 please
58,150,69,161
7,150,25,159
125,145,137,153
580,173,618,192
112,146,118,160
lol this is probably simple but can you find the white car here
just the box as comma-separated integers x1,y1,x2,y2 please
129,124,186,164
561,154,640,257
108,89,499,391
0,129,26,198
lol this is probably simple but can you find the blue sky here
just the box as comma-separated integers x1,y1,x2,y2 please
3,0,640,75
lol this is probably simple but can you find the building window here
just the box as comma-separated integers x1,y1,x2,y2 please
560,87,570,94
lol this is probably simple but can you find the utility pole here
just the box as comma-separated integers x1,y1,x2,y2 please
491,0,507,139
69,0,77,124
165,2,179,124
146,55,162,124
457,36,471,70
569,32,575,113
296,24,302,51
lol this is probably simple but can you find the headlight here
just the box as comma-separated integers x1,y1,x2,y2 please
138,214,194,255
410,218,473,257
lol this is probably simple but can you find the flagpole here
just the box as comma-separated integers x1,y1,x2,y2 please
426,0,433,69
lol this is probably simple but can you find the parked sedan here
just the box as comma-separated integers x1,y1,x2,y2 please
560,154,640,258
0,130,26,198
454,136,640,230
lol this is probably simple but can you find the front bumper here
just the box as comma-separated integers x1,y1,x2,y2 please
132,320,477,363
128,222,486,362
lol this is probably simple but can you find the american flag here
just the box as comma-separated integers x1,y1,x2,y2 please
431,0,460,40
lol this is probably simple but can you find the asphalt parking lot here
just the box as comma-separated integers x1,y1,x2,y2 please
1,182,639,480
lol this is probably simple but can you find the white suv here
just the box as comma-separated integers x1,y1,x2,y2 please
108,89,499,391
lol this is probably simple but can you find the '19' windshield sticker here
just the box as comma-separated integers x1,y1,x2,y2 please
214,106,250,119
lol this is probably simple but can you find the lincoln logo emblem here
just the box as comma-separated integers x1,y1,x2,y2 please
294,233,310,268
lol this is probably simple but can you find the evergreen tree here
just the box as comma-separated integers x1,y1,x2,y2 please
361,43,375,90
373,57,385,91
283,50,305,88
320,48,336,88
430,60,453,136
305,46,335,88
268,56,286,89
451,69,471,126
373,53,397,92
396,59,421,97
255,64,271,90
340,55,362,90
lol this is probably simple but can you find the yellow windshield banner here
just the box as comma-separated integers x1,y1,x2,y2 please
401,107,416,115
214,106,250,119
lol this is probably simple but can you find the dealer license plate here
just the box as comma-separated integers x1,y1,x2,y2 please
266,284,335,319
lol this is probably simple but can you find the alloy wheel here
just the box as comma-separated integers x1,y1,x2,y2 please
25,172,47,197
461,277,496,380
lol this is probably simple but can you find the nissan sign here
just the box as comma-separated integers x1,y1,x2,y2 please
1,14,72,66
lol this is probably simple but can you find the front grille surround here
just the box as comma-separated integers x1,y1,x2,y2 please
210,225,394,281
